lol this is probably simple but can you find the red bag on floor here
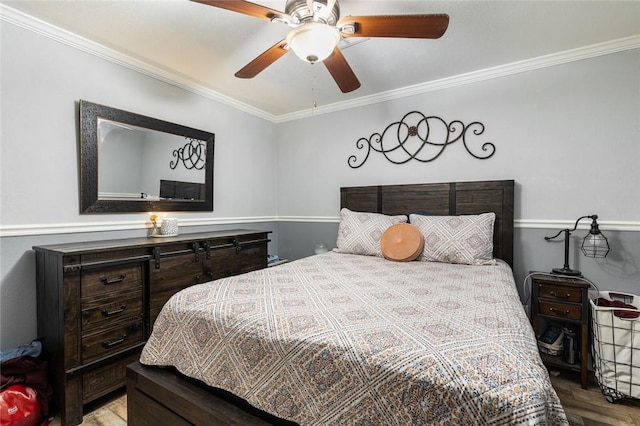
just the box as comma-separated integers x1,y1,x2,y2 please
0,385,41,426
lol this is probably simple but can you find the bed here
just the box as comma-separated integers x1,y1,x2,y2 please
130,179,568,425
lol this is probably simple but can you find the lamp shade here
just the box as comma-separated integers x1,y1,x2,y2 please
581,217,611,258
286,22,339,63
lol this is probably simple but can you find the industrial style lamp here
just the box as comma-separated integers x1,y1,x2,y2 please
544,214,611,277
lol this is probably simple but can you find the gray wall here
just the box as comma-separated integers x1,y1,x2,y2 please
278,223,639,306
274,51,639,221
274,49,640,297
0,20,278,349
1,11,638,350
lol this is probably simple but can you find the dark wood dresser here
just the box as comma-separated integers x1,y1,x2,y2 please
33,230,270,426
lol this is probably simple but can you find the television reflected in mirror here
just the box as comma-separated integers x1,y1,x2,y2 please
79,100,214,213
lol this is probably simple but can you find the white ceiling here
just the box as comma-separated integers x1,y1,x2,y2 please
2,0,640,119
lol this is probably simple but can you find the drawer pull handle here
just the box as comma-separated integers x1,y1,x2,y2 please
202,241,211,259
100,274,127,285
549,307,570,315
101,335,127,349
101,304,127,317
549,291,571,299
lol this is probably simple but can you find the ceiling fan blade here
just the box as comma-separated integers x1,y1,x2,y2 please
235,40,289,79
191,0,289,22
323,48,361,93
338,14,449,39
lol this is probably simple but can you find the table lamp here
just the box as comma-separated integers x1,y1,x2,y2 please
544,214,610,277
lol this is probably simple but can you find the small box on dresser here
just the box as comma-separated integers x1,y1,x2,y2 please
530,272,591,389
34,229,269,426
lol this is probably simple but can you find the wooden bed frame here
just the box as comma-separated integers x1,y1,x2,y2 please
127,179,515,425
340,179,514,267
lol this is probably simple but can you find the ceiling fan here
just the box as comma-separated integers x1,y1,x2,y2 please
192,0,449,93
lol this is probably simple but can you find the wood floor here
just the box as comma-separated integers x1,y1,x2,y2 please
47,393,127,426
549,370,640,425
51,370,640,426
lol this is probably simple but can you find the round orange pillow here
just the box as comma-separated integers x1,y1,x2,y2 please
380,223,424,262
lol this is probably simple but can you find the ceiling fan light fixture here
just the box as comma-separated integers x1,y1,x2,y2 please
286,22,339,64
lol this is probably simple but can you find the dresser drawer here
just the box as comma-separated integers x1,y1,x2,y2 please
148,254,203,326
539,301,581,321
206,247,236,280
82,321,144,363
238,243,267,274
538,284,582,303
82,352,140,403
81,264,143,300
81,290,143,331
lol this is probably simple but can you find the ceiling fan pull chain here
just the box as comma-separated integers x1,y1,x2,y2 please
311,72,318,114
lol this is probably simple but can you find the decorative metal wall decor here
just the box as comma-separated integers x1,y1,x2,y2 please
348,111,496,168
170,138,207,170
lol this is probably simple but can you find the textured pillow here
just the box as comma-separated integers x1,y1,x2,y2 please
409,212,496,265
380,223,424,262
335,208,407,257
407,211,439,220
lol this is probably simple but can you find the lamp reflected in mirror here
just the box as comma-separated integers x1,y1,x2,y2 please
544,214,611,277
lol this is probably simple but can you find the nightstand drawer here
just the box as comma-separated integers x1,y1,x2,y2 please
538,284,582,303
539,301,581,320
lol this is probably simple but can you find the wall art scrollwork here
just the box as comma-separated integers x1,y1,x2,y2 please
347,111,496,169
170,138,207,170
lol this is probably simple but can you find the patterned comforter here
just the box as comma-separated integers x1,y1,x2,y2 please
140,252,568,425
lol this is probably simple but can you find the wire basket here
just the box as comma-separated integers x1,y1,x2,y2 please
589,291,640,402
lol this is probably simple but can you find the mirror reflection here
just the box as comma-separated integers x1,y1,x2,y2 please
79,100,215,213
97,119,207,202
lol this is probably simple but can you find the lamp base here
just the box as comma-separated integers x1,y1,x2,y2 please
551,267,583,277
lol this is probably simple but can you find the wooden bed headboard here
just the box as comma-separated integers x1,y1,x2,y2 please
340,180,515,267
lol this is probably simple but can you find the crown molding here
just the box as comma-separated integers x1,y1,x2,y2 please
2,4,638,124
0,4,275,122
276,35,640,122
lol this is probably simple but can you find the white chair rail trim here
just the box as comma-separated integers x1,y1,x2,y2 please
0,217,277,238
1,217,638,238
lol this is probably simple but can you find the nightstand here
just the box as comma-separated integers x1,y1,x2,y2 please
530,273,591,389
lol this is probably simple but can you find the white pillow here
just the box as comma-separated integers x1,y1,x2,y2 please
335,208,408,257
409,212,496,265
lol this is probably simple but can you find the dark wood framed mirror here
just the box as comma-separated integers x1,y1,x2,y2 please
79,100,214,213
